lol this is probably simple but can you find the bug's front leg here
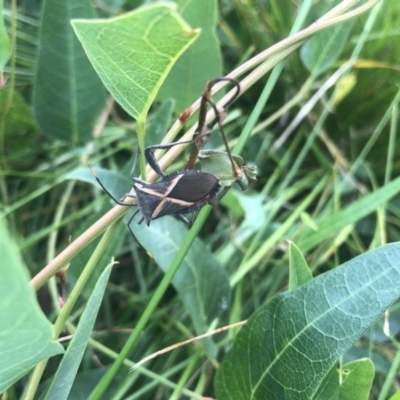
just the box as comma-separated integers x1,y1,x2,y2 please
144,139,193,177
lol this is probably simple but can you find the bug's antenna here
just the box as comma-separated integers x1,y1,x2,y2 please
207,77,240,130
185,77,240,172
88,164,136,207
126,209,145,248
206,97,240,177
89,164,146,247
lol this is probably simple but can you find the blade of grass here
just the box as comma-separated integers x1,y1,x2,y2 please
89,206,213,400
24,221,121,400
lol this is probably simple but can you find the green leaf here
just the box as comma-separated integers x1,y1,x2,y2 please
45,265,112,400
198,150,249,189
62,368,115,399
0,0,10,68
233,192,265,240
219,189,244,218
0,89,37,164
71,3,200,122
215,243,400,400
146,98,175,147
313,359,374,400
300,1,354,76
217,191,265,266
338,359,374,400
0,89,36,135
33,0,107,143
297,176,400,252
157,0,222,112
0,219,64,392
132,216,231,357
288,241,313,290
313,367,339,400
389,390,400,400
67,166,132,200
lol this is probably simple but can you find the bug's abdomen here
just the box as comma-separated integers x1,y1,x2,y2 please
134,170,220,225
167,170,220,202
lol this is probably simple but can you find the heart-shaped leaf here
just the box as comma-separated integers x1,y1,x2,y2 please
71,4,200,123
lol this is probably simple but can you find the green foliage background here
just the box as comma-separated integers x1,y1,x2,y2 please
2,0,400,399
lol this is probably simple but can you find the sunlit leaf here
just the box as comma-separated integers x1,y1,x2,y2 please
338,359,374,400
71,4,200,122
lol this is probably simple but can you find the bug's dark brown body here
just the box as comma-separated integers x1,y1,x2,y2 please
134,170,220,225
90,77,241,247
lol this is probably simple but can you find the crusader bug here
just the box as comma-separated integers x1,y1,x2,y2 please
90,77,242,241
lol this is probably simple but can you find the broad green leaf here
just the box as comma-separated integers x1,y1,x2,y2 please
145,98,175,147
199,150,248,189
67,167,132,201
45,265,112,400
217,192,265,264
234,192,265,233
0,89,36,135
313,367,339,400
300,0,354,76
300,21,354,76
0,219,64,392
157,0,222,112
0,0,10,68
338,359,374,400
215,243,400,400
132,216,231,357
219,189,244,218
33,0,106,143
288,241,312,290
71,4,200,123
297,176,400,252
0,89,37,165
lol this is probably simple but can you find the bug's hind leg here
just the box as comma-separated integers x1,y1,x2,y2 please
127,209,145,248
177,214,192,225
